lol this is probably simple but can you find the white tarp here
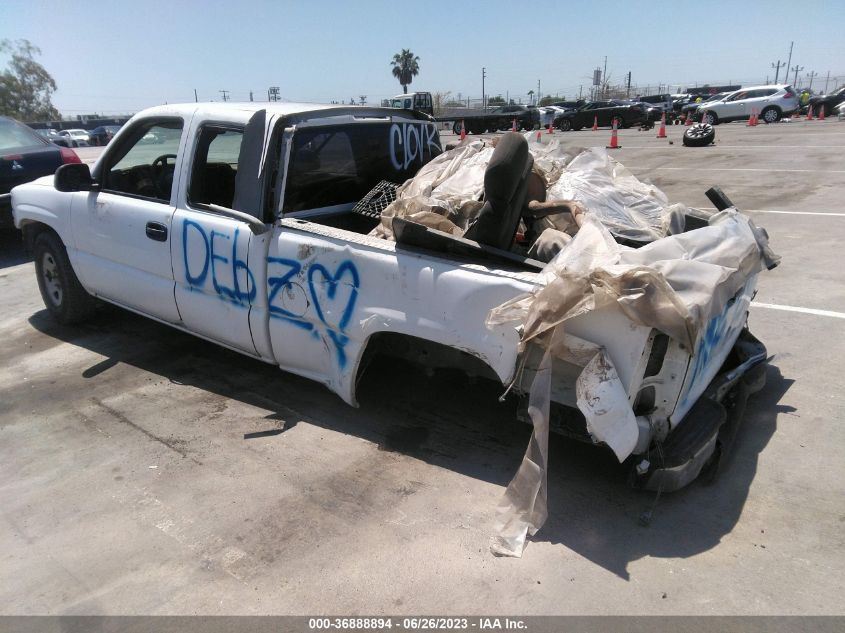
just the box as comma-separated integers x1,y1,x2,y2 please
487,210,778,557
370,139,685,245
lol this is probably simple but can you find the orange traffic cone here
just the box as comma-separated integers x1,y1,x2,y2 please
747,109,756,126
806,105,814,121
512,118,517,132
460,120,466,141
536,130,542,142
547,122,554,134
818,105,825,120
606,119,621,149
656,112,667,138
592,115,598,131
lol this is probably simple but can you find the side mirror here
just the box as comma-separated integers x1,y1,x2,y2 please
55,163,95,192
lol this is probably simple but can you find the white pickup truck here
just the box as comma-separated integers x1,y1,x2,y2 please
11,102,770,498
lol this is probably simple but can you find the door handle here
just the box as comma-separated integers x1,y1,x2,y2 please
145,221,168,242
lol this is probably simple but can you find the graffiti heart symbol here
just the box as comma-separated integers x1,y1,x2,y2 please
307,261,360,368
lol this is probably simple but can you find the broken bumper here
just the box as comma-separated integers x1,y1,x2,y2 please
635,327,768,492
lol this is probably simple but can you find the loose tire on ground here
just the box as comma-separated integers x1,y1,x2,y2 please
682,122,716,147
33,231,96,324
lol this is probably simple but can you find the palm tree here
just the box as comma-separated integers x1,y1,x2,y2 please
391,49,420,94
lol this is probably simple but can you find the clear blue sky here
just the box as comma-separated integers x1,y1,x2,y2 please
2,0,844,116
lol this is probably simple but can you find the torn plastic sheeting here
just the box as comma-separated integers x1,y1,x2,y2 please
489,209,773,352
370,140,493,240
488,209,778,556
490,333,551,558
547,147,686,243
371,140,687,246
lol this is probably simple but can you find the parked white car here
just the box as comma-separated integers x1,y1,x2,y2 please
58,128,91,146
698,84,799,124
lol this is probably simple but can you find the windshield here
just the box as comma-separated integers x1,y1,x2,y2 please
283,121,442,213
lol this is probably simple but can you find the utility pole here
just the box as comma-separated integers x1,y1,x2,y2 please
359,95,367,105
626,71,631,97
249,91,253,102
482,67,486,111
791,65,804,88
578,85,583,100
771,60,784,84
268,86,280,102
824,71,830,93
219,90,229,102
194,88,198,102
602,55,608,99
537,79,541,104
785,41,794,83
806,71,818,92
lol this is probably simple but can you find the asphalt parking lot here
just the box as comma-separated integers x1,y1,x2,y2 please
1,119,843,615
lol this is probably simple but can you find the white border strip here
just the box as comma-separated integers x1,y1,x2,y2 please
652,167,845,173
752,302,845,319
746,210,845,216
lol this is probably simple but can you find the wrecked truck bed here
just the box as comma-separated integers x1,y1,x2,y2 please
369,133,778,555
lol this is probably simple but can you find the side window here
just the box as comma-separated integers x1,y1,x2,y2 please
188,126,245,208
102,119,183,202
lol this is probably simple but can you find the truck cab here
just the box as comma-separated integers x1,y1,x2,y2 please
388,92,433,116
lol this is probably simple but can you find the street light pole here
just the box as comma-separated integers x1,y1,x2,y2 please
482,67,486,112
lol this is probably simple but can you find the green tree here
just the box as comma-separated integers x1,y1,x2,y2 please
487,95,506,105
0,39,60,121
390,49,420,94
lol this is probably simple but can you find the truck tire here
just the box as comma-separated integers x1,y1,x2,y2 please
761,106,781,123
33,231,96,324
682,123,716,147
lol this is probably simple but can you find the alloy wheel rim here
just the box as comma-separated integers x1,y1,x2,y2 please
41,252,63,307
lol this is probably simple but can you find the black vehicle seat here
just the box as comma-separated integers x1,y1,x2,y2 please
462,132,533,250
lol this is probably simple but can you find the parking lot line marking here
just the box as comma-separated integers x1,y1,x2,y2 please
752,302,845,320
619,145,845,149
652,167,845,173
746,210,845,217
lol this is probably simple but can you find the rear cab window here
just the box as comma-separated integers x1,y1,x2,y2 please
282,121,441,213
188,126,245,209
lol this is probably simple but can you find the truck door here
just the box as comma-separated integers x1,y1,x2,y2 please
171,118,270,356
70,117,186,322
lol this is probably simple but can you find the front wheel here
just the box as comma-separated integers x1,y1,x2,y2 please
558,118,572,131
761,107,781,123
701,110,718,125
34,231,96,324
